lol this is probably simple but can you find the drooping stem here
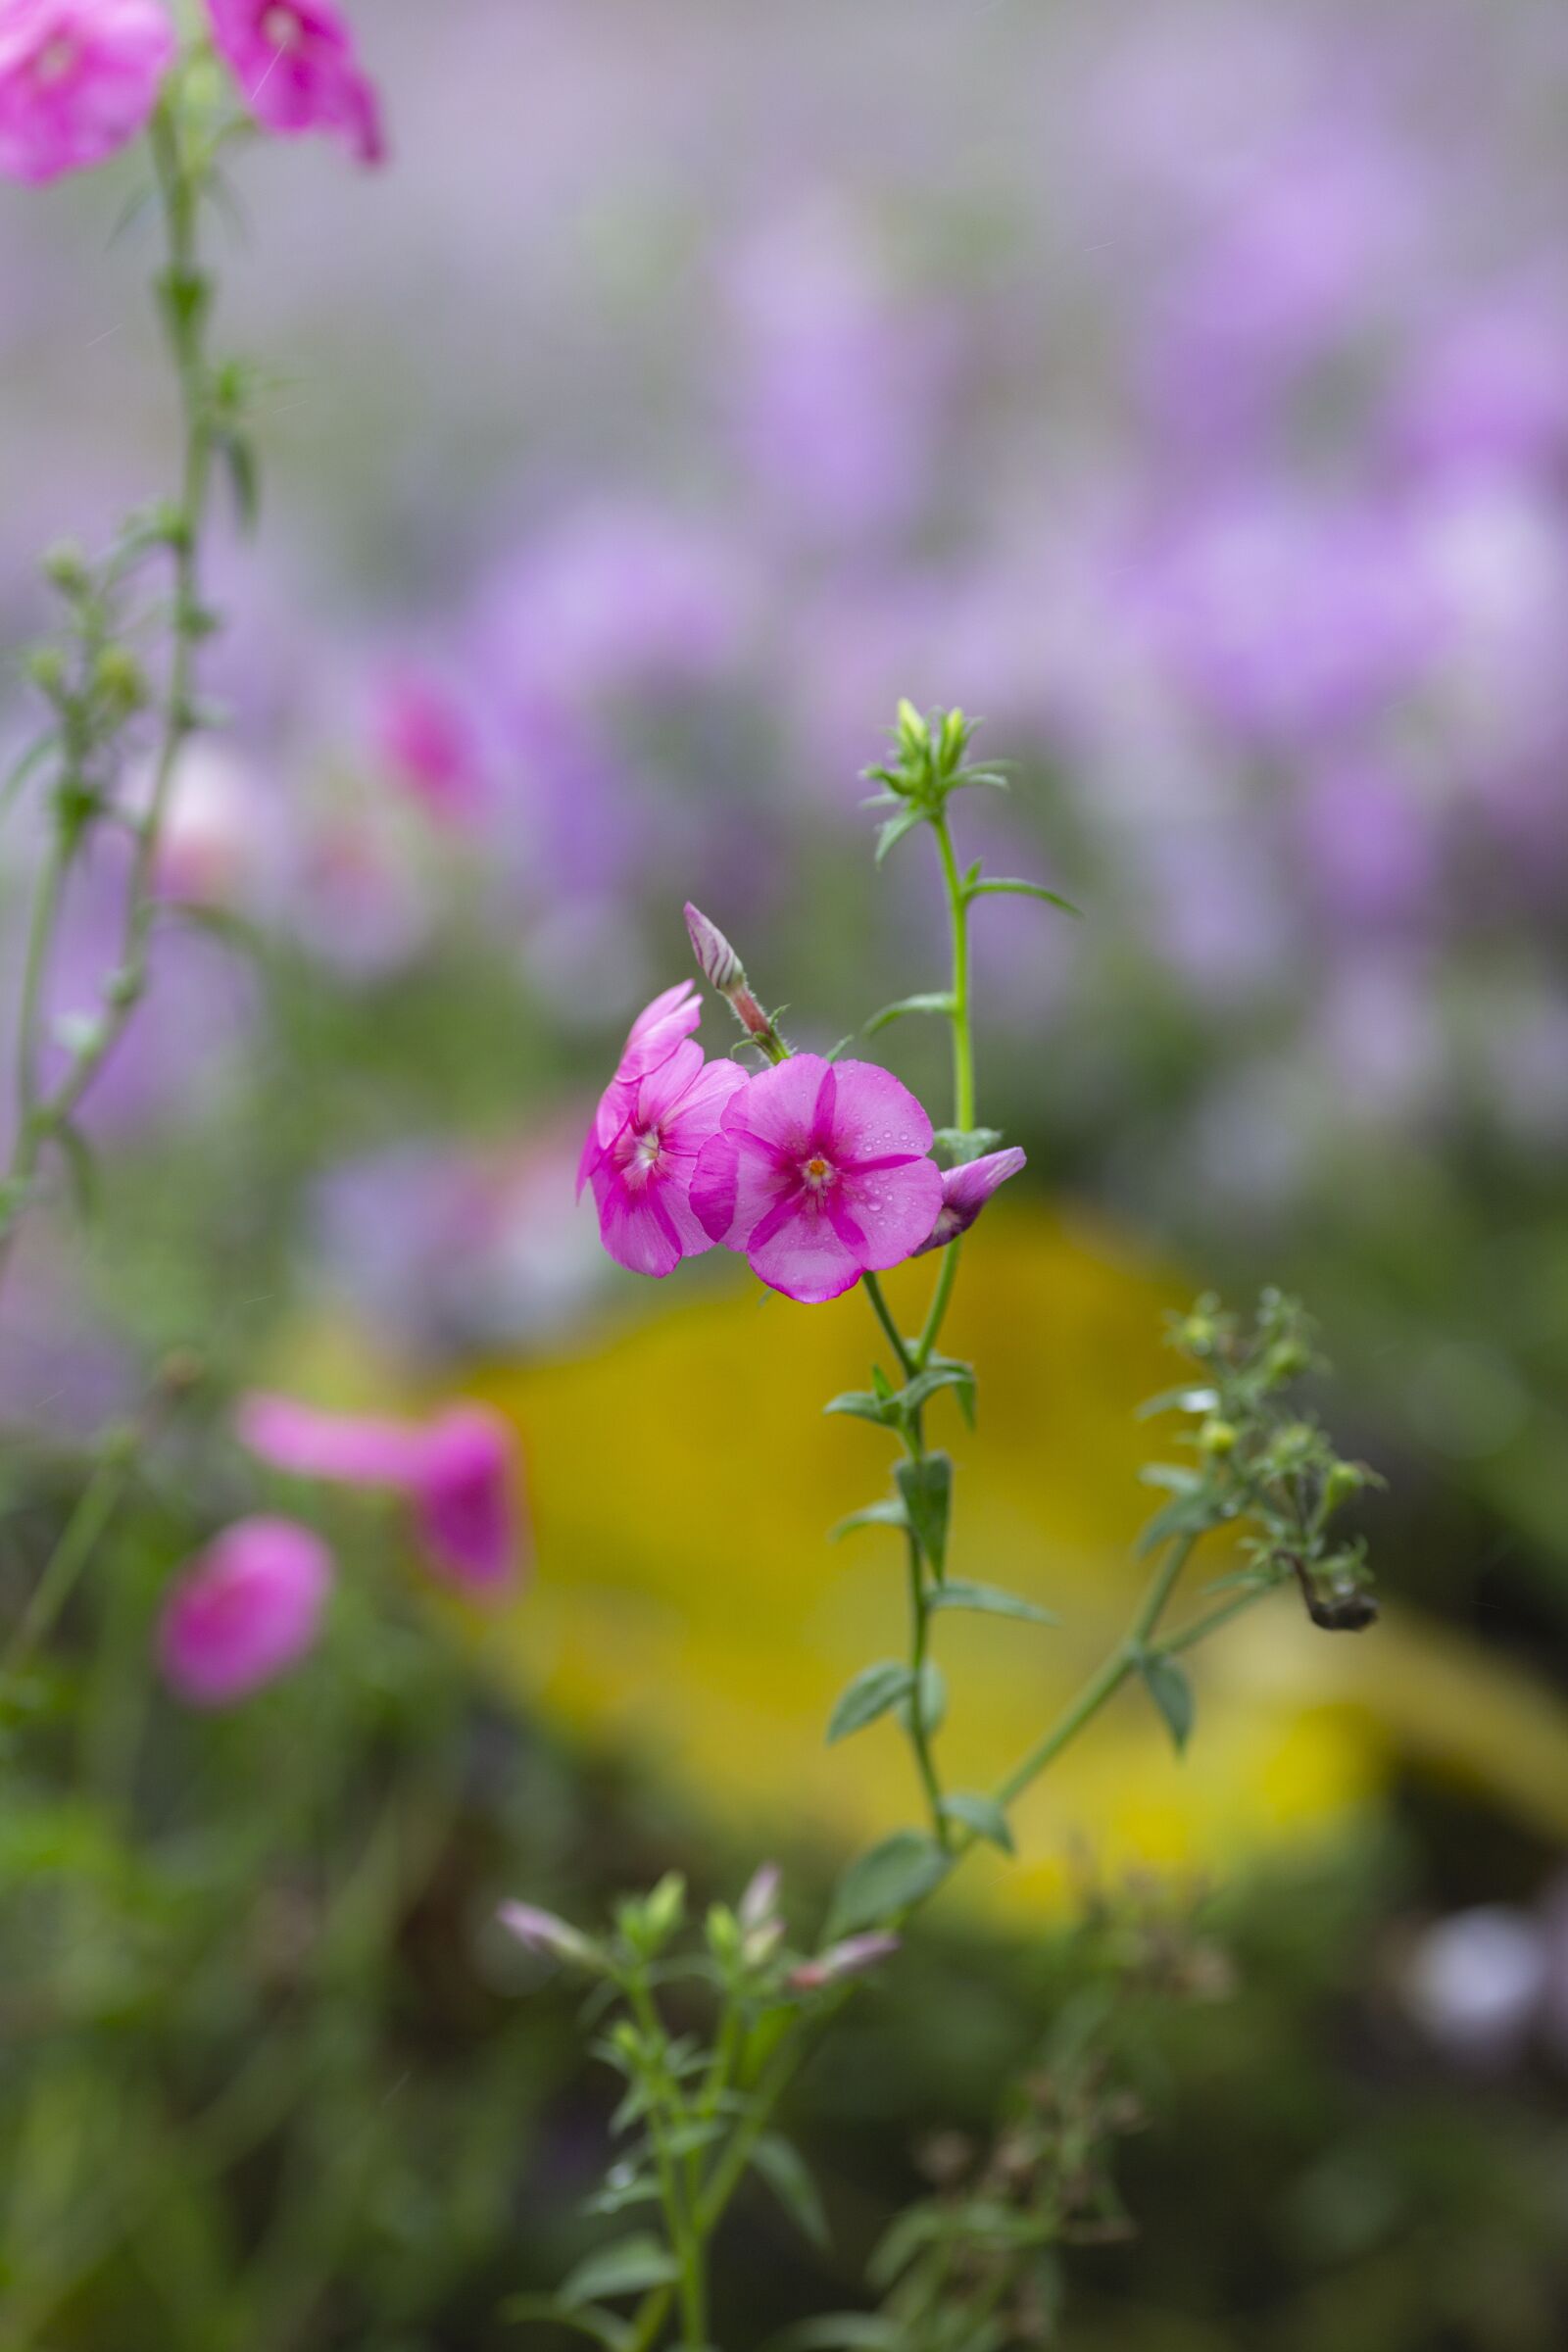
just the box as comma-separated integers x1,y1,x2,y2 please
0,94,217,1303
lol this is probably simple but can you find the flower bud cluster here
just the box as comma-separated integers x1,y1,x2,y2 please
860,700,1008,863
1148,1290,1382,1631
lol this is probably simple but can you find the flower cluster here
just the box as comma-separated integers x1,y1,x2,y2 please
0,0,380,187
580,930,1024,1305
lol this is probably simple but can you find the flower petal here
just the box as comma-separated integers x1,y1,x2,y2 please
747,1200,863,1304
839,1154,946,1270
824,1057,935,1165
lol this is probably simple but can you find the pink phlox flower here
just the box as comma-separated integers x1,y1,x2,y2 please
788,1931,901,1991
575,979,703,1199
691,1054,944,1305
205,0,382,163
588,1039,747,1279
0,0,175,186
912,1145,1027,1255
236,1392,524,1596
158,1515,331,1708
373,671,487,826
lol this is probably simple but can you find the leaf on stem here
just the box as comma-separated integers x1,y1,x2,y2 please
895,1451,952,1576
1135,1489,1224,1556
1139,1652,1195,1753
556,2234,682,2310
898,1361,977,1428
829,1498,908,1544
749,2132,831,2250
770,2321,899,2351
822,1390,899,1428
824,1829,951,1939
499,2295,633,2348
1134,1385,1221,1421
927,1580,1058,1627
940,1789,1015,1854
964,875,1081,914
874,808,926,864
826,1661,917,1745
863,991,956,1035
898,1660,946,1740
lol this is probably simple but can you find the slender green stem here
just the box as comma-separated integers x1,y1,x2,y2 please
913,813,973,1372
1157,1581,1273,1657
0,97,215,1301
862,1269,914,1382
904,1524,948,1844
2,1440,132,1678
628,1979,708,2349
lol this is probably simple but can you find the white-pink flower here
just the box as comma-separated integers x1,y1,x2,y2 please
0,0,174,186
692,1054,944,1305
576,980,704,1199
158,1515,331,1708
588,1040,747,1279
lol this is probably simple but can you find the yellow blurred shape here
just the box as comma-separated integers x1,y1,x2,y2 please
457,1205,1568,1900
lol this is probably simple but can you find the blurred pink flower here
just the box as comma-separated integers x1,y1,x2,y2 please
788,1931,901,1991
913,1146,1026,1255
576,980,703,1197
237,1393,524,1595
693,1054,944,1305
206,0,381,164
158,1515,331,1708
372,669,487,826
0,0,174,185
588,1039,747,1279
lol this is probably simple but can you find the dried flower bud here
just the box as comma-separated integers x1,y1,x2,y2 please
738,1860,782,1933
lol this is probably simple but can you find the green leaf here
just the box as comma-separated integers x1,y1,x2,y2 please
770,2321,898,2352
931,1125,1004,1165
1138,1463,1204,1492
822,1390,897,1428
1136,1490,1226,1556
824,1830,951,1939
558,2234,682,2310
826,1661,916,1746
749,2132,830,2251
898,1361,976,1427
940,1789,1015,1854
873,808,925,864
898,1660,946,1740
928,1580,1058,1627
964,876,1080,914
220,434,261,533
1140,1652,1195,1753
867,2202,945,2288
863,991,956,1035
1135,1385,1221,1421
829,1498,908,1544
895,1452,952,1577
500,2295,631,2348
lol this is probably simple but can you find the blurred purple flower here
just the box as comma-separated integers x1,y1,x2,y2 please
206,0,382,164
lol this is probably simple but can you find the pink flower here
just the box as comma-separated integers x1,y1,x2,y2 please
0,0,174,186
372,671,486,826
158,1516,331,1708
589,1040,748,1279
575,980,704,1198
205,0,382,164
692,1054,944,1305
912,1146,1027,1255
236,1393,524,1595
497,1900,601,1971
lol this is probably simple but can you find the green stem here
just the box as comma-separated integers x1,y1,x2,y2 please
1157,1581,1273,1657
913,813,973,1372
2,1439,133,1678
628,1980,708,2349
862,1269,914,1382
0,98,215,1300
904,1523,948,1845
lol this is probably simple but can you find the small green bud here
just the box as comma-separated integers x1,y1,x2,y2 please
643,1871,686,1943
42,540,90,597
1323,1460,1366,1510
93,645,148,712
1263,1339,1309,1384
707,1903,741,1966
938,707,968,773
1198,1418,1238,1457
26,647,68,699
1179,1313,1217,1356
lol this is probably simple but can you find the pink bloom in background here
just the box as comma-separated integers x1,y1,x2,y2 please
237,1392,524,1595
589,1040,747,1278
912,1146,1027,1255
372,671,487,827
693,1054,944,1305
788,1931,901,1992
0,0,174,185
158,1516,331,1708
205,0,381,164
576,979,704,1197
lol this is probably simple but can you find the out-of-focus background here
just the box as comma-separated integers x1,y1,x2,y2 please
3,1,1568,2345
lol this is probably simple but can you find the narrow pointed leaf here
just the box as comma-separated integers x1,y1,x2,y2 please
558,2235,682,2310
965,876,1080,914
829,1498,908,1543
863,992,956,1036
822,1390,897,1427
1140,1652,1195,1753
940,1790,1015,1854
750,2132,830,2250
826,1661,916,1745
874,808,925,863
928,1580,1058,1627
895,1452,952,1577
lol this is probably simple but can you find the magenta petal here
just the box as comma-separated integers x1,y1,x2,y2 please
158,1517,332,1708
691,1131,742,1242
237,1393,426,1487
839,1154,946,1270
592,1164,686,1277
748,1201,863,1304
722,1054,838,1152
413,1406,522,1596
912,1146,1027,1254
616,980,702,1082
825,1058,935,1163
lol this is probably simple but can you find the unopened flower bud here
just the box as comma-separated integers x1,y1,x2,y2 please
788,1930,901,1991
1323,1460,1366,1509
912,1148,1026,1255
94,645,148,712
497,1900,601,1971
684,901,743,995
43,540,90,597
738,1861,782,1933
1198,1418,1238,1457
